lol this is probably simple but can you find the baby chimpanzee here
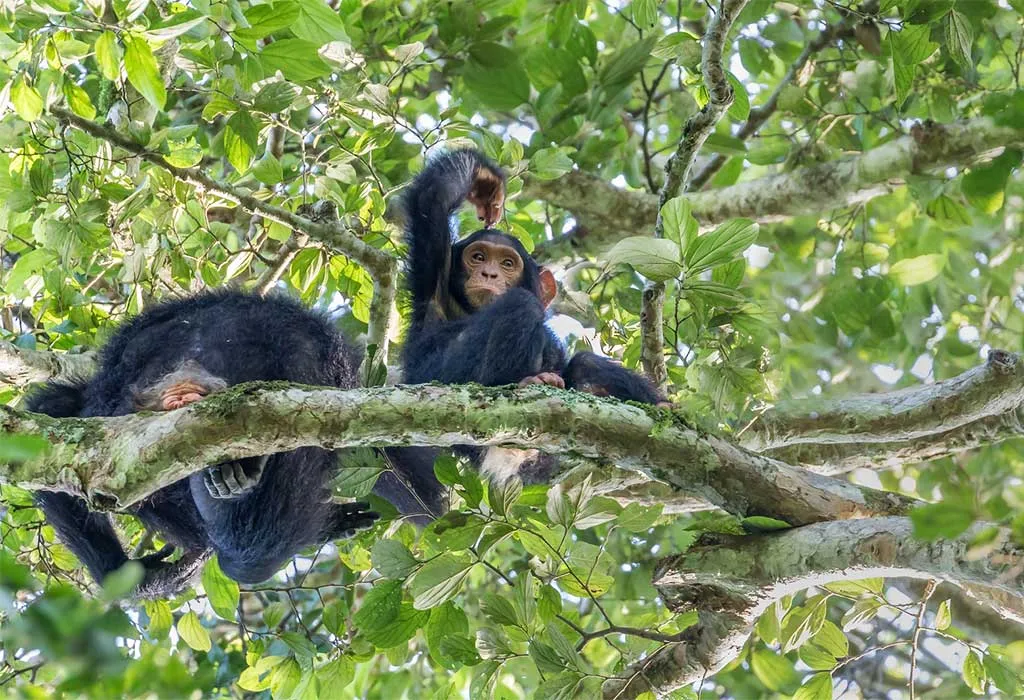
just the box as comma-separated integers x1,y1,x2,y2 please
28,291,380,596
396,148,668,489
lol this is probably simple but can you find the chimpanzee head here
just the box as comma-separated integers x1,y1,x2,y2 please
449,229,555,314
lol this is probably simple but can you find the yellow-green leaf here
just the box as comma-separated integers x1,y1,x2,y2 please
11,77,43,122
62,81,96,119
889,254,945,286
201,556,240,620
124,34,166,110
95,32,122,81
177,611,211,652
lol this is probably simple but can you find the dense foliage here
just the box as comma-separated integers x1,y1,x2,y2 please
1,0,1023,698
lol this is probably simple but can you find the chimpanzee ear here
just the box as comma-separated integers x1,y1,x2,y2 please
539,268,557,309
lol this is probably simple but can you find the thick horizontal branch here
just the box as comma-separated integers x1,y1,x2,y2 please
743,350,1024,471
0,342,96,388
604,517,1024,698
528,118,1024,256
0,383,913,526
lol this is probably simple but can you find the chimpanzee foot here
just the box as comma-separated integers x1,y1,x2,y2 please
518,372,565,389
328,501,381,539
203,455,270,499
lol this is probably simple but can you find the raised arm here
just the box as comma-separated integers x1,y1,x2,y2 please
403,149,505,325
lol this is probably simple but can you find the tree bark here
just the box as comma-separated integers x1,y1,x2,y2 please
528,118,1024,258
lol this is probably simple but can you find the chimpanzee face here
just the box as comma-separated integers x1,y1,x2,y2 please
461,238,525,308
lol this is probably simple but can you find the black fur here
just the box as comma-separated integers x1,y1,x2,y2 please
28,291,380,593
398,149,666,485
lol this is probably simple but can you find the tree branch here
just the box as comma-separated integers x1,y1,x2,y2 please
528,118,1024,257
641,0,749,387
603,517,1024,699
49,107,399,362
687,14,858,191
0,342,96,388
742,350,1024,471
0,384,913,525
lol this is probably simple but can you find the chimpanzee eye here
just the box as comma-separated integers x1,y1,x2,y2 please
472,252,485,262
502,259,514,268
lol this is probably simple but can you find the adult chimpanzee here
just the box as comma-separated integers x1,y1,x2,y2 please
400,148,668,485
27,292,379,596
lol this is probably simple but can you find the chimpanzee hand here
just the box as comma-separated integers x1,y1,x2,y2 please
467,165,505,227
203,455,270,499
135,546,211,600
518,372,565,389
327,501,380,540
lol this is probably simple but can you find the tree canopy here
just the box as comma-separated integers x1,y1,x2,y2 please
1,0,1023,699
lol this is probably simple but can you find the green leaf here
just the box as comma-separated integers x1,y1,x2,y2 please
823,578,883,597
962,149,1021,214
480,594,519,627
841,599,881,630
251,153,284,185
488,475,522,518
293,0,349,45
945,10,973,70
353,579,402,630
361,602,428,648
317,656,355,695
433,453,460,486
426,602,470,668
812,620,849,658
95,32,122,81
254,82,298,113
464,42,530,110
100,562,143,600
260,39,332,82
751,647,800,692
145,11,207,41
793,672,833,700
934,599,952,631
223,111,259,173
62,81,96,119
888,254,945,286
177,611,212,652
726,72,750,121
890,25,936,108
408,553,475,610
11,77,43,122
799,644,838,671
0,434,50,461
529,147,575,180
335,449,384,497
742,516,790,532
617,503,663,532
606,237,683,281
371,539,419,579
962,650,986,694
781,597,826,653
660,196,698,249
144,599,172,639
124,34,166,110
201,556,240,620
652,32,699,61
685,219,758,274
599,36,656,93
631,0,657,28
910,502,974,540
113,0,149,22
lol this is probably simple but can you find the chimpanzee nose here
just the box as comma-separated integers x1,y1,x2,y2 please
481,268,498,279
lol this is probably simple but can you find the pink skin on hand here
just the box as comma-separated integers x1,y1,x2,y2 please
160,383,210,410
518,372,565,389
